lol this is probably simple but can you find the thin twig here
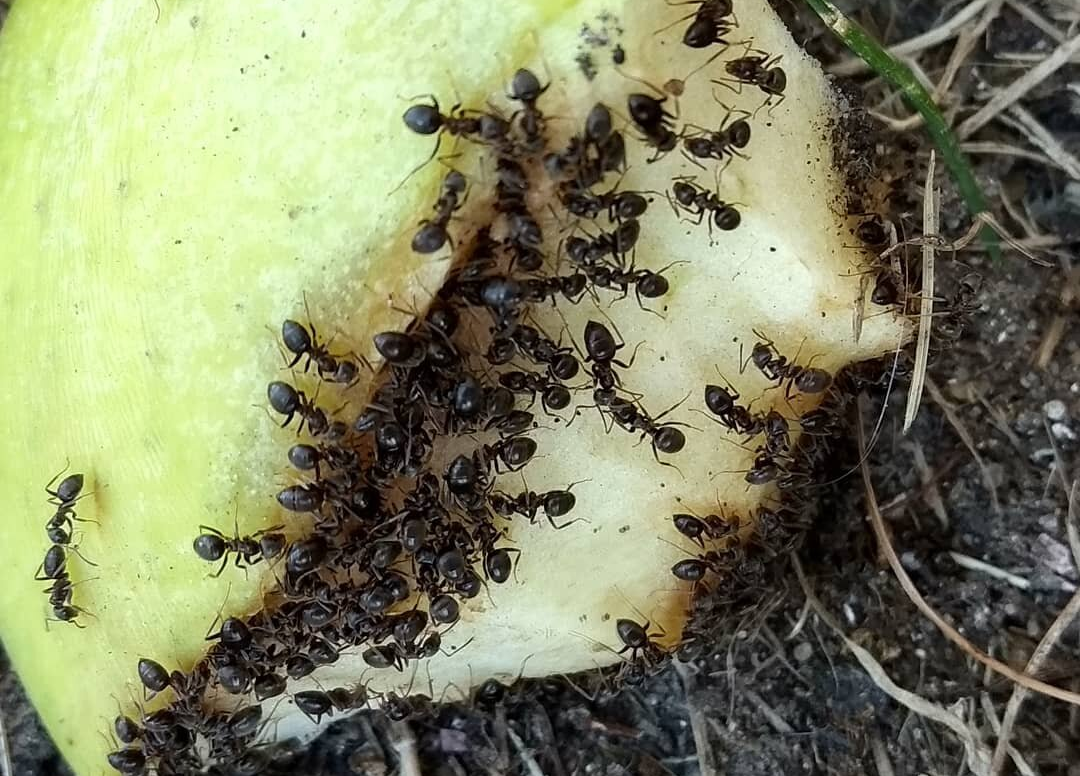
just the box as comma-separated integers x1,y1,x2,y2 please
989,587,1080,775
391,721,423,776
1002,104,1080,181
507,728,546,776
793,556,994,773
869,732,898,776
829,0,996,76
956,32,1080,138
856,395,1080,707
1068,480,1080,575
743,689,795,734
674,661,720,776
904,151,937,433
948,551,1031,590
925,377,1002,514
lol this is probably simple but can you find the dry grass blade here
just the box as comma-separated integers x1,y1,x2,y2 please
988,586,1080,775
879,212,1050,266
956,32,1080,139
507,727,548,776
903,151,937,434
793,556,994,773
856,395,1080,707
1003,104,1080,181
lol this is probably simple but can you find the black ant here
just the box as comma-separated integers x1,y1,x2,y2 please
481,435,539,473
564,219,641,269
744,330,832,397
681,106,751,168
488,481,583,529
192,519,286,577
583,320,638,391
498,369,572,413
279,296,363,384
412,169,467,254
715,45,787,113
681,0,736,50
614,618,667,666
671,545,744,581
507,68,549,154
627,93,678,162
36,546,94,627
266,380,329,436
700,375,763,436
669,177,741,233
46,465,84,507
672,511,738,547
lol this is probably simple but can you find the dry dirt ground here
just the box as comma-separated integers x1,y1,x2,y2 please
3,1,1079,775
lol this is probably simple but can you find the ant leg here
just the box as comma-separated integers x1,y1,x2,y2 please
44,459,72,499
650,443,686,478
390,131,446,195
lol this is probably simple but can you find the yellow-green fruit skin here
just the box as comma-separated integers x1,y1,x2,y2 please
0,2,572,773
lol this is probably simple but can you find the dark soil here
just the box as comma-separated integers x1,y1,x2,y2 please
4,2,1079,775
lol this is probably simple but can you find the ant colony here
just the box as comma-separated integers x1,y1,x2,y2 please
100,2,906,773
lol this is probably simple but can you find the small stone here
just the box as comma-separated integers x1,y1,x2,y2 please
793,642,813,662
900,551,921,571
1044,399,1068,422
1051,422,1077,442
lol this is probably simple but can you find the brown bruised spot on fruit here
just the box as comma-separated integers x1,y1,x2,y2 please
0,1,908,775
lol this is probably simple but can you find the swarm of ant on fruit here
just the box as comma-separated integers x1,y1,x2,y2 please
99,5,908,773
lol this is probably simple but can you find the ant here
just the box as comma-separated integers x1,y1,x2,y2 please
279,296,363,384
744,330,832,398
564,219,641,269
36,546,94,627
584,259,685,312
481,435,539,473
715,45,787,113
266,380,329,436
412,169,467,254
46,465,84,507
498,370,572,413
681,106,751,168
44,465,95,544
614,618,667,667
626,93,678,162
583,320,638,392
761,410,790,456
672,511,738,547
671,545,745,581
669,177,741,233
192,518,286,577
488,481,583,529
507,68,549,154
681,0,736,50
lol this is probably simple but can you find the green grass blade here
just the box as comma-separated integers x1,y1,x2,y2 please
804,0,1000,261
